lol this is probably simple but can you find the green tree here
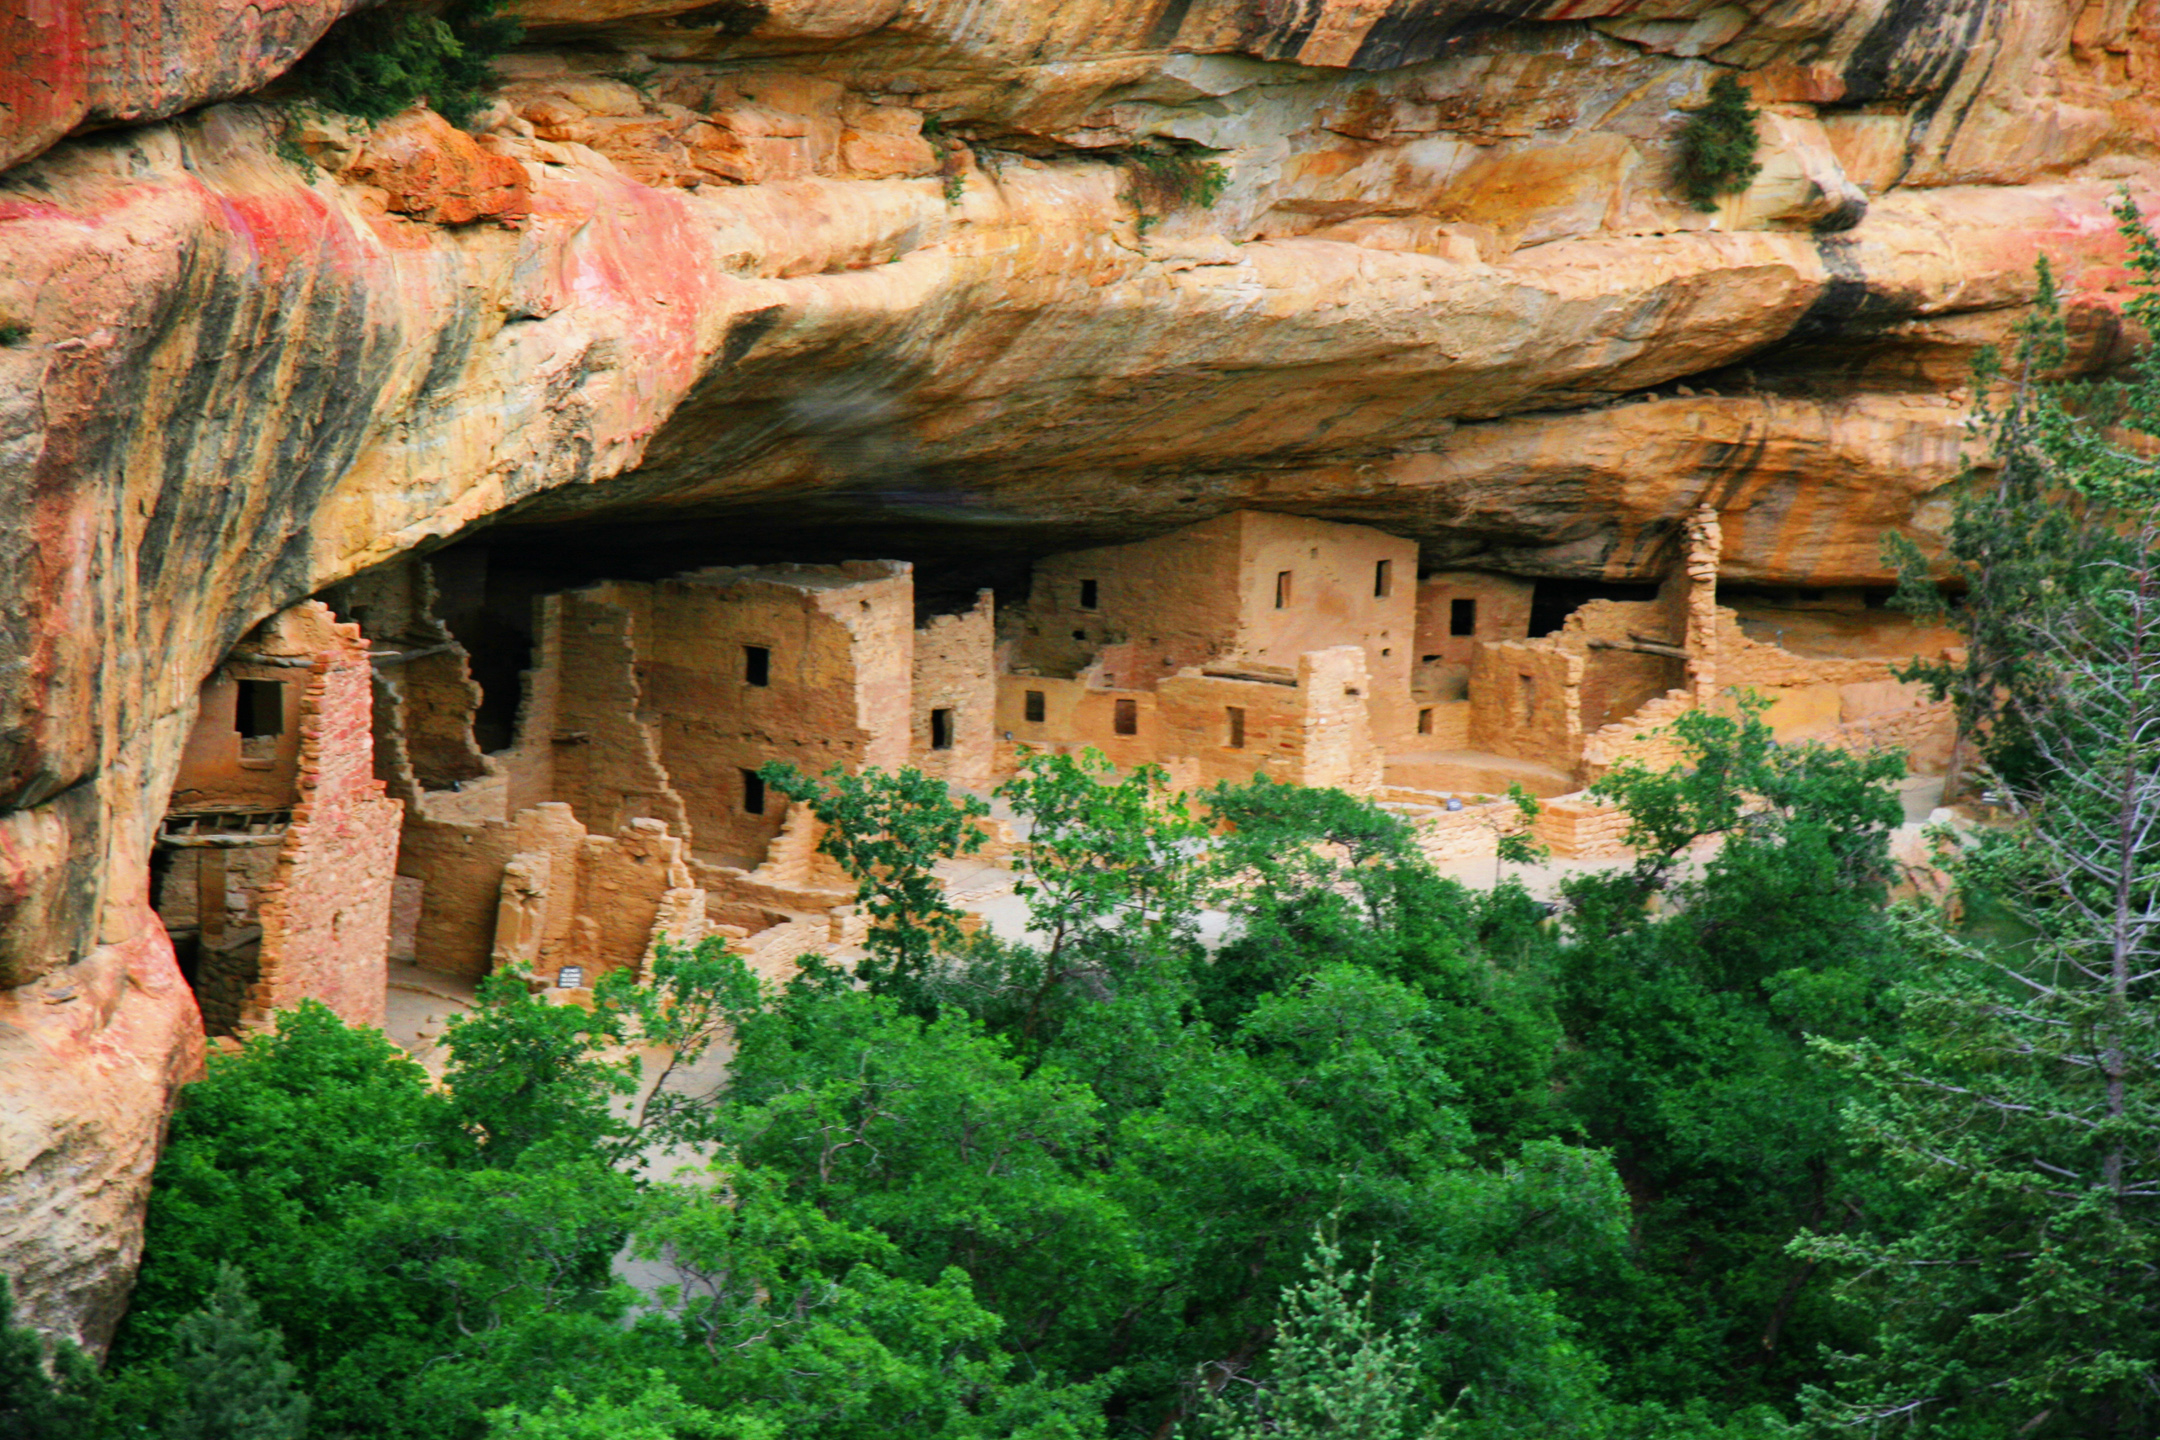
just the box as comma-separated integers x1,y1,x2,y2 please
1188,1228,1452,1440
1554,700,1909,1411
1675,72,1762,211
155,1265,309,1440
291,0,521,127
1799,196,2160,1438
0,1277,97,1440
760,761,989,995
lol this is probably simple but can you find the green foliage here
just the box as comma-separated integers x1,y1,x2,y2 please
154,1266,308,1440
487,1372,730,1440
1557,701,1910,1411
1123,145,1231,230
0,321,29,346
0,1278,99,1440
1188,1228,1453,1440
760,761,990,993
290,0,522,128
1674,72,1761,212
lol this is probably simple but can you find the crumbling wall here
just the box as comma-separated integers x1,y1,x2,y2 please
397,819,521,980
492,803,705,990
549,586,690,840
250,605,402,1029
912,591,996,790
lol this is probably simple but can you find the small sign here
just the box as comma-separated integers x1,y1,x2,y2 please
555,966,586,990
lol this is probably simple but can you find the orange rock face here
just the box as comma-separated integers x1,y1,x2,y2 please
3,0,2160,1351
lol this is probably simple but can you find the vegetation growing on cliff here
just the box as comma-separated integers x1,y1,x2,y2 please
290,0,520,128
1675,73,1762,212
1120,145,1231,234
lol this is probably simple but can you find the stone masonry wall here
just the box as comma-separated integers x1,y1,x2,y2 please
1155,673,1305,789
1234,513,1418,742
1018,514,1243,684
251,604,401,1029
912,592,997,790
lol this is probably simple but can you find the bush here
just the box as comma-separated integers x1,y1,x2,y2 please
290,0,521,128
1674,72,1761,212
1123,145,1230,232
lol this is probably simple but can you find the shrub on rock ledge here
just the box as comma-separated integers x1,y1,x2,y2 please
1675,72,1762,213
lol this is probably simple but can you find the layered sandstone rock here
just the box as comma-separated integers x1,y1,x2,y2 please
3,0,2160,1349
0,0,367,173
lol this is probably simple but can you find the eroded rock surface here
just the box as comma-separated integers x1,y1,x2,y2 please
3,0,2160,1348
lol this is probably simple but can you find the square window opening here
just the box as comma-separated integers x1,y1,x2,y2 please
1113,698,1138,736
1417,707,1434,736
741,768,766,815
1449,598,1477,637
743,645,771,687
234,679,284,740
1024,689,1046,723
930,708,955,750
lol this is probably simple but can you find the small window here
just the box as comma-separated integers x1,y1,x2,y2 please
1417,707,1434,736
1519,674,1536,713
1449,598,1477,637
930,708,955,751
234,679,284,739
1374,559,1392,598
1024,689,1046,723
1113,698,1138,736
743,645,771,686
1079,579,1099,610
1274,571,1293,609
1225,706,1246,749
741,768,766,815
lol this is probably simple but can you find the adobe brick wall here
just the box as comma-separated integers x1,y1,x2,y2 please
250,604,402,1030
169,666,303,813
995,672,1165,773
1471,641,1583,770
1156,672,1303,788
549,586,691,839
1293,646,1383,794
491,804,705,988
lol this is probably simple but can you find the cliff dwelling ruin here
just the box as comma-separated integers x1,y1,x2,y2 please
141,506,1959,1039
9,0,2156,1369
